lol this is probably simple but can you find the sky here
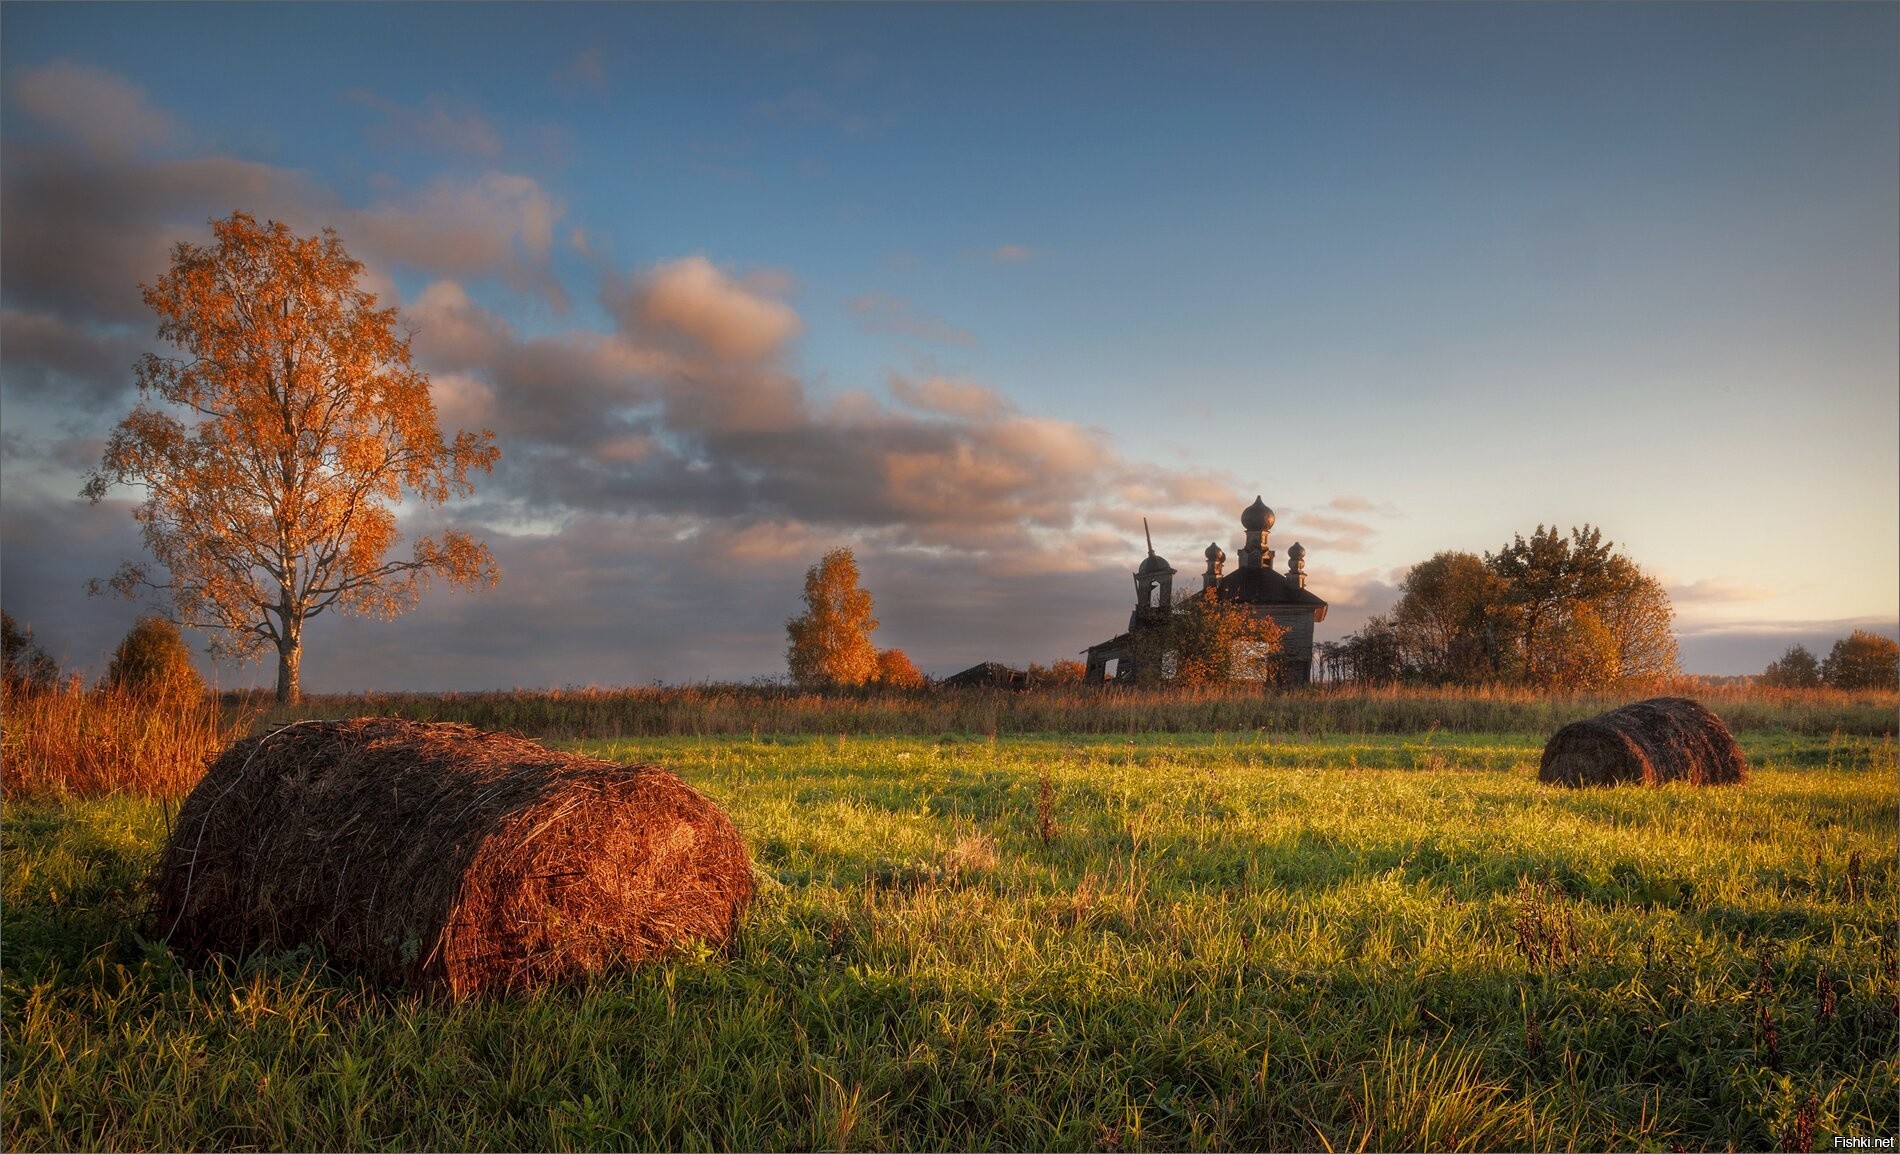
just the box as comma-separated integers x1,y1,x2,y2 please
2,3,1895,690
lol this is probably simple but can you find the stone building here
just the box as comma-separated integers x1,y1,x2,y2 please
1084,497,1328,685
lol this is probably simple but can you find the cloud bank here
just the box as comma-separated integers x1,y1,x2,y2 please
1,62,1316,689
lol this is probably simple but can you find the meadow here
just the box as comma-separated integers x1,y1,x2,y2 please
3,687,1895,1151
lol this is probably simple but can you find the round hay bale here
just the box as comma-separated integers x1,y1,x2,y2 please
1538,696,1748,788
150,718,753,996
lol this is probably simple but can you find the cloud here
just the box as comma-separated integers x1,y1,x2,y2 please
0,146,325,322
349,91,502,159
0,62,1283,688
888,373,1012,420
553,48,607,98
848,293,978,347
1674,618,1900,677
0,310,149,405
398,255,1247,578
2,120,564,323
1668,577,1776,604
8,60,176,161
991,245,1035,264
349,172,566,307
610,255,802,363
1325,494,1396,515
1282,512,1377,553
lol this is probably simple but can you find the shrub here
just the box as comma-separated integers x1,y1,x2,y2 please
1,610,61,694
875,647,927,689
101,615,206,700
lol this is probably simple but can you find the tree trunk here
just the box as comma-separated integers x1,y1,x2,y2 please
276,633,302,704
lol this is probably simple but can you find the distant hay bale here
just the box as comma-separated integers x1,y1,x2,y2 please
1539,697,1748,788
150,718,753,996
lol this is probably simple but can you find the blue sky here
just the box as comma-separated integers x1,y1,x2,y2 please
3,3,1895,688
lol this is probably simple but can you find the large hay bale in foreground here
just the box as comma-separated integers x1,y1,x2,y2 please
150,718,753,996
1539,697,1747,788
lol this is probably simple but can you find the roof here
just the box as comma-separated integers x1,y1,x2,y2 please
941,662,1032,689
1217,565,1329,621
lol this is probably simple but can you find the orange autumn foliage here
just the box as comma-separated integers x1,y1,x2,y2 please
84,212,499,702
875,647,927,689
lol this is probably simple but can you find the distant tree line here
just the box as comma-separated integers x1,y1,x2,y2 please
1761,631,1898,691
1319,524,1679,690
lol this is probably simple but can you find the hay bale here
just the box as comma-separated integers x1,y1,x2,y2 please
1538,696,1748,788
150,718,753,996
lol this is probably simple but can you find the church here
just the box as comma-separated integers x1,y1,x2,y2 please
1083,496,1328,685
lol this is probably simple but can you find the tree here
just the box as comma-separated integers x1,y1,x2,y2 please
1528,600,1620,691
1129,592,1285,686
1593,560,1679,686
1,612,61,694
786,548,880,688
83,213,499,703
1486,525,1618,687
1027,659,1086,685
1390,551,1510,683
1324,614,1407,684
1485,524,1676,689
1821,630,1899,691
1761,644,1823,689
101,615,207,700
875,647,927,689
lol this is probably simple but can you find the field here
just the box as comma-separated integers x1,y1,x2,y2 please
3,688,1896,1151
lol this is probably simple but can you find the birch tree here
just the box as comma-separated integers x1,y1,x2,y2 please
84,212,499,703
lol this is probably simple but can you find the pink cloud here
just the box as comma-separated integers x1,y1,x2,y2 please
349,172,565,306
888,373,1010,419
617,255,802,363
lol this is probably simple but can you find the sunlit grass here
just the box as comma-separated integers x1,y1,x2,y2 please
0,686,246,800
5,729,1893,1151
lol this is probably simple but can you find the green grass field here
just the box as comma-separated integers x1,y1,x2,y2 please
5,725,1896,1151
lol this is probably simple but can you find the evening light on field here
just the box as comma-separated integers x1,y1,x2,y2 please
1,5,1895,1152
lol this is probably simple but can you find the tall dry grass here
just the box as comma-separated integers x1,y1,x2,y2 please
244,678,1899,740
0,685,246,800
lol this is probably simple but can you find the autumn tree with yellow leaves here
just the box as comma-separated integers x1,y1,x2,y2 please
785,548,881,689
84,213,499,703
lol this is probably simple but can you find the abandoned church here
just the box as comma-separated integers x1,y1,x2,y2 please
1084,496,1328,685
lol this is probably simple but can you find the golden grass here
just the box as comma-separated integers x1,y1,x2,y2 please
0,685,246,800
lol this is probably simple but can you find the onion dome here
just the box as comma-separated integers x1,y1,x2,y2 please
1204,541,1225,563
1241,496,1275,532
1286,542,1306,565
1138,552,1174,574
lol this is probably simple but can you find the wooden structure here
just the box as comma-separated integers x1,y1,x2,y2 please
1084,498,1328,685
